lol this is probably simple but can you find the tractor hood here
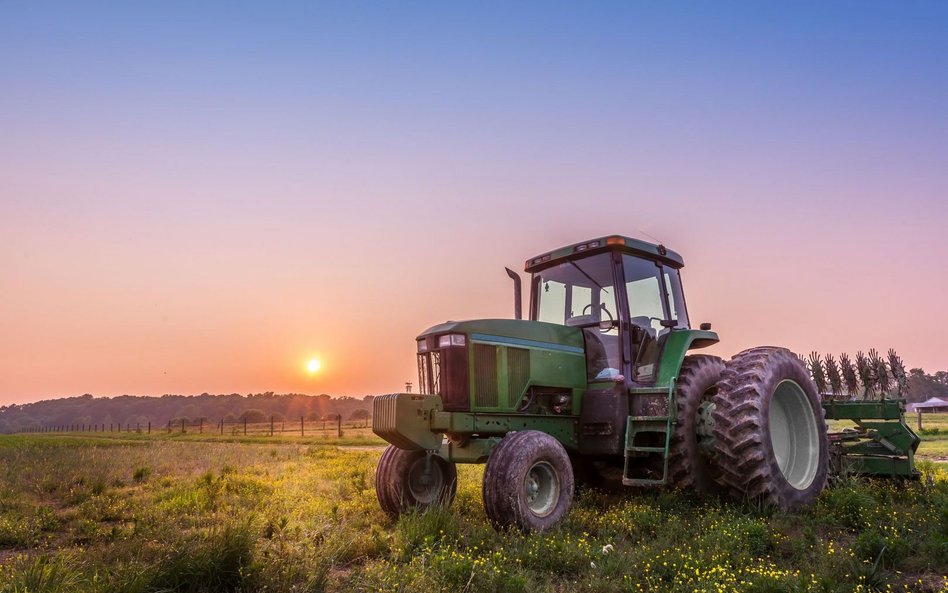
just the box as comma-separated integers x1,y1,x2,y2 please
418,319,585,353
415,318,588,414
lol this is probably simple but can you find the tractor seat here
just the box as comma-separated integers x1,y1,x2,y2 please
631,316,657,339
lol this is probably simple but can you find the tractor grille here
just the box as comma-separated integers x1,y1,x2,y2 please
507,347,531,402
473,344,499,407
417,346,469,411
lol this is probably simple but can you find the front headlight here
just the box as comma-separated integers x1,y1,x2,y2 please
417,339,429,353
438,334,466,348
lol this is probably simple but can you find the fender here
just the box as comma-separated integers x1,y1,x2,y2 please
655,329,720,387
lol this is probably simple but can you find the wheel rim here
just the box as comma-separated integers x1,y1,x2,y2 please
524,461,559,516
407,457,444,504
769,379,819,490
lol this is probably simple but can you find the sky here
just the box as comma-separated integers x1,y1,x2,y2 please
1,2,946,405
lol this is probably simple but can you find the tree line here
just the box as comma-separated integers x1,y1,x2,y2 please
0,392,375,434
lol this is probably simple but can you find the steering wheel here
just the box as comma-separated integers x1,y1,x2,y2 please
582,303,615,326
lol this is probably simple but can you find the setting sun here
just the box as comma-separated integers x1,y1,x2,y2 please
306,358,321,374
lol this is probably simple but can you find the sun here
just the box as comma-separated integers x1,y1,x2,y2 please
306,358,321,374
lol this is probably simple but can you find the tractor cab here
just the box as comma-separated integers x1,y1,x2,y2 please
525,235,698,387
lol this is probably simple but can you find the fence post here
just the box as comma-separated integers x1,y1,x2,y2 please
244,418,247,435
917,410,923,431
270,415,274,436
301,416,304,437
337,414,342,438
199,419,203,434
219,419,223,435
181,419,185,433
167,420,171,433
137,422,140,433
148,421,151,434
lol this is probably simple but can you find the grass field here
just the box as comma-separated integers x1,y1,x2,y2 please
0,420,946,593
914,412,948,459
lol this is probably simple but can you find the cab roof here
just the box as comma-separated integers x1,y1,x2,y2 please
524,234,684,273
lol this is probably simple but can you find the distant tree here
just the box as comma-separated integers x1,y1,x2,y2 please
350,408,370,427
175,404,201,424
238,409,267,423
125,415,149,427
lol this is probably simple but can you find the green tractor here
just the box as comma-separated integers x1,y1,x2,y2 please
373,235,919,531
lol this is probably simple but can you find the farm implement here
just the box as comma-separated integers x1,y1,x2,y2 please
373,235,920,531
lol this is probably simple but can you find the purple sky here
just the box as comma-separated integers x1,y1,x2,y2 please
2,2,946,404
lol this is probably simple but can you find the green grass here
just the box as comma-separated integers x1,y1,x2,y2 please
0,434,945,593
914,412,948,459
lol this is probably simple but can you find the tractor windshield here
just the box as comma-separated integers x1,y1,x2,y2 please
533,253,621,381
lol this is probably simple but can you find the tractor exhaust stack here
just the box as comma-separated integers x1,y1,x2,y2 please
505,267,522,320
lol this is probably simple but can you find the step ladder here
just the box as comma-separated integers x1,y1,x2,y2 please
622,378,676,486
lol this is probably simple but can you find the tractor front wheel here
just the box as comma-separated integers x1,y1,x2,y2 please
712,347,828,510
482,430,574,532
375,445,457,517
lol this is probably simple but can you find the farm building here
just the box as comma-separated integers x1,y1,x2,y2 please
907,397,948,413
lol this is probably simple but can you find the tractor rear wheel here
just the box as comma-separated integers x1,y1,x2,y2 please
482,431,574,532
712,347,828,510
375,445,457,517
668,354,726,492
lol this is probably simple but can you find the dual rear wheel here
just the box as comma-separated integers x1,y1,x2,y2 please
670,348,828,510
711,347,828,509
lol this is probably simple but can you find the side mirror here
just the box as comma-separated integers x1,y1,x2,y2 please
660,319,678,328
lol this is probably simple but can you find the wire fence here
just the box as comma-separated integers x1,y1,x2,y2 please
14,415,373,438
